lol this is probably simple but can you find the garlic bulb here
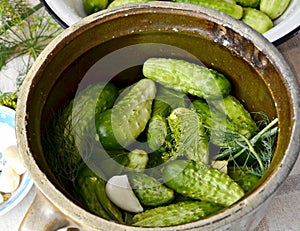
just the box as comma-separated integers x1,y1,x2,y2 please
2,145,26,175
106,175,143,213
0,165,20,193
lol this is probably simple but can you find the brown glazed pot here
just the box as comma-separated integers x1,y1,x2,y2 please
16,2,300,231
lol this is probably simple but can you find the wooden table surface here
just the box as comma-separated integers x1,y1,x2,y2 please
278,33,300,83
0,12,300,231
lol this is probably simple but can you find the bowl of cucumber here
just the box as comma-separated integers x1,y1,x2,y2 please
16,2,300,231
40,0,300,44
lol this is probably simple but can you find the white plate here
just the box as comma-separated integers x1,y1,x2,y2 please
40,0,300,44
0,106,33,216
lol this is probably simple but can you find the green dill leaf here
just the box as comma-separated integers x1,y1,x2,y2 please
0,2,62,85
215,113,278,177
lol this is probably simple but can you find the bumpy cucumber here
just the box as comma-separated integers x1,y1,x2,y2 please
132,200,223,227
147,86,186,152
83,0,108,14
96,79,156,149
44,82,118,186
163,160,245,207
236,0,259,7
211,95,258,138
173,0,243,19
143,58,231,100
236,173,260,193
191,99,231,146
108,0,155,8
127,172,174,206
76,175,112,219
260,0,291,19
242,8,273,34
147,115,169,151
95,109,121,150
69,82,119,154
154,85,188,111
126,149,149,171
75,165,123,222
228,167,260,193
64,82,118,151
191,96,258,147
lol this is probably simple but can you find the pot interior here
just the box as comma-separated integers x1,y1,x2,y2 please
21,4,294,229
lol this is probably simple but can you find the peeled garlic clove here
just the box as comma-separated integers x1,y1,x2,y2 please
0,193,3,204
106,175,143,213
211,160,228,174
2,145,26,175
0,165,20,193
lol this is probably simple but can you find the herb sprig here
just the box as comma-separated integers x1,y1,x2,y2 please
216,112,278,177
0,0,63,107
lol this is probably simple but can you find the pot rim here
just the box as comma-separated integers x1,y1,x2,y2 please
16,2,300,230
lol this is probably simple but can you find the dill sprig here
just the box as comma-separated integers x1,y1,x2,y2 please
0,5,62,71
42,107,86,189
215,113,278,177
0,1,63,101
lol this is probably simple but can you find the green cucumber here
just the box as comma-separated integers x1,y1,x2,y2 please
76,175,112,219
260,0,291,20
191,96,258,147
44,82,118,186
75,165,123,222
236,0,259,7
108,0,155,8
147,86,186,152
228,167,260,193
153,85,188,112
66,82,118,153
127,172,174,206
211,95,258,140
83,0,108,14
96,79,156,149
126,149,149,171
95,109,121,150
242,8,273,34
147,115,169,152
143,58,231,100
132,200,223,227
163,160,245,207
173,0,244,19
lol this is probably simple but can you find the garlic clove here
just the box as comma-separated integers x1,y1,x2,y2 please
106,175,143,213
211,160,228,174
0,193,3,204
2,145,26,175
0,165,20,193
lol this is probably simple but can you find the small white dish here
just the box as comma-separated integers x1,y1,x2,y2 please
0,106,33,216
40,0,300,44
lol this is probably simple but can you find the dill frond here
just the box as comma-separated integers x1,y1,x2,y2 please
0,1,63,107
215,113,278,177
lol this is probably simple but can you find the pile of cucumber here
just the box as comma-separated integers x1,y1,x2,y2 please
44,57,278,227
82,0,291,34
